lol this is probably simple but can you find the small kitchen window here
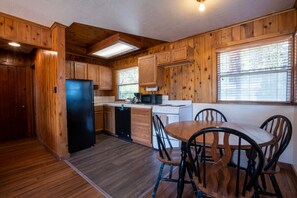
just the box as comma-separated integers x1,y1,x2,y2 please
217,36,293,103
116,66,139,100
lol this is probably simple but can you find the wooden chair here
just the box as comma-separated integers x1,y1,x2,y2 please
258,115,292,198
187,127,264,198
151,114,196,198
194,108,227,161
194,108,227,122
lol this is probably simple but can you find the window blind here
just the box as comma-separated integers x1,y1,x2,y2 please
217,37,293,103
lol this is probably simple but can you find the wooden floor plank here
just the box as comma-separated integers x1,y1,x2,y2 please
0,134,296,198
0,138,103,198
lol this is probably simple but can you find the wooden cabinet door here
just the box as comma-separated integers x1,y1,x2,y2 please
65,61,74,79
74,62,87,79
104,106,115,135
94,106,104,133
138,55,157,86
171,46,192,63
87,64,99,85
131,108,152,146
99,66,112,90
156,51,171,66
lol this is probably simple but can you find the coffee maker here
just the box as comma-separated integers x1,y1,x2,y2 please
133,93,142,104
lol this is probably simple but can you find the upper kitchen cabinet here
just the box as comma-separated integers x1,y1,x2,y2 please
138,54,164,87
66,61,113,90
74,62,88,79
87,63,99,84
65,61,88,79
66,61,75,79
156,46,194,67
99,66,112,90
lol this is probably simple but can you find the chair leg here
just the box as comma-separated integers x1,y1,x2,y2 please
260,174,267,190
169,165,173,179
269,174,283,198
196,190,203,198
152,163,165,198
186,163,197,193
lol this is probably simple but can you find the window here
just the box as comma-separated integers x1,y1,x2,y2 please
217,36,293,103
116,67,139,100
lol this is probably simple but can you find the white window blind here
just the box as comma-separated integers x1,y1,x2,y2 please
217,37,293,103
116,67,139,100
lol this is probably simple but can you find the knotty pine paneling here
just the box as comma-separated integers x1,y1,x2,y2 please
0,12,52,49
35,49,62,158
111,9,296,103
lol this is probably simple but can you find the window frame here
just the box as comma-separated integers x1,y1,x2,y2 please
116,66,139,100
216,35,294,105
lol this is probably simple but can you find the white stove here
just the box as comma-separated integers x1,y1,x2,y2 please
152,100,192,149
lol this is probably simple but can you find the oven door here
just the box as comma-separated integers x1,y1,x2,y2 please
152,114,181,149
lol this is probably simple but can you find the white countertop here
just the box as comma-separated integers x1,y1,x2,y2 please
94,102,153,109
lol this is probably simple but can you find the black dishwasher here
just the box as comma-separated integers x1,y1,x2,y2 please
115,106,131,141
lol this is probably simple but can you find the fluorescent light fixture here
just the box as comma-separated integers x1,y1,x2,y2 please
8,42,21,47
92,41,138,58
88,33,141,59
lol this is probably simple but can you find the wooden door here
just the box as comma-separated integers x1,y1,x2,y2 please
0,65,34,141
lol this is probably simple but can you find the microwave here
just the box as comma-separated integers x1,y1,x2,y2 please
141,94,162,105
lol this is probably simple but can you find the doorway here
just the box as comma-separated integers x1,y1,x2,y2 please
0,50,35,142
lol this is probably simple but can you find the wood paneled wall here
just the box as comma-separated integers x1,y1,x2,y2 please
51,23,68,158
35,23,69,159
0,12,52,49
111,9,297,103
35,49,58,156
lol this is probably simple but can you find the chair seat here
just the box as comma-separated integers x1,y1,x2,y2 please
194,163,254,198
157,147,181,165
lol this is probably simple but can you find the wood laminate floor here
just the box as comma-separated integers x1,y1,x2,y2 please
67,134,165,198
0,134,296,198
0,138,103,198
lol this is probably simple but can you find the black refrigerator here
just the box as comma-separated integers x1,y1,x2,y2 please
66,79,95,153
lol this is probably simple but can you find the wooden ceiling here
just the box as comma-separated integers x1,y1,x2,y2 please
65,23,166,63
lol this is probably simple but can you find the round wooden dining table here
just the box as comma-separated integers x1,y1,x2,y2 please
165,120,275,198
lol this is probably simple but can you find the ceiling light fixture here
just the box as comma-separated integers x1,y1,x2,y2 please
88,33,142,59
8,42,21,47
197,0,206,12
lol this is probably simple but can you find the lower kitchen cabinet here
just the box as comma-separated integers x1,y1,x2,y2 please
131,108,152,147
104,106,115,135
94,106,104,133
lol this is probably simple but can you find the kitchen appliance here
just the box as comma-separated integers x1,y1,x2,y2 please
115,106,131,141
133,92,142,103
142,94,162,105
66,79,95,153
152,100,192,149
